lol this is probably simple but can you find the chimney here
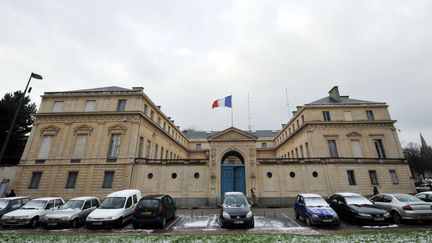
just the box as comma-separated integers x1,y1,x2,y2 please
132,87,144,91
329,86,341,102
281,124,286,128
157,106,161,109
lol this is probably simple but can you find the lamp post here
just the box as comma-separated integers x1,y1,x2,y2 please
0,72,43,163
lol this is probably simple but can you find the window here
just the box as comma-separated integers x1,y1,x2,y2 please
295,148,299,158
369,170,379,185
163,122,166,130
323,111,331,121
150,110,154,120
389,170,399,184
267,172,273,178
196,144,202,150
154,144,159,159
144,104,148,115
107,134,121,159
261,143,267,149
72,135,87,159
347,170,356,185
305,143,310,158
133,194,138,204
145,140,151,158
312,171,318,177
366,110,375,121
29,172,42,189
350,139,362,158
160,147,164,159
327,140,339,158
138,137,144,157
374,139,386,158
165,150,168,159
171,173,177,179
102,171,115,188
46,200,55,209
117,99,126,111
194,172,200,179
290,172,296,178
300,145,304,158
301,115,305,123
52,101,64,112
296,120,300,127
38,135,53,160
147,173,153,179
158,117,161,126
83,200,91,210
91,199,99,207
84,100,96,111
65,171,78,189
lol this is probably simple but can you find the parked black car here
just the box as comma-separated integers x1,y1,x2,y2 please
132,194,176,228
219,192,254,228
328,193,391,225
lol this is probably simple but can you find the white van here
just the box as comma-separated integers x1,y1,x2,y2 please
86,189,141,228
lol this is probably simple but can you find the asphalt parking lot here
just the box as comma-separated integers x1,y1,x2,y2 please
0,208,431,234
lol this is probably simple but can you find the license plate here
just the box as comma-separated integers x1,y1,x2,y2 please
233,220,244,224
143,212,152,216
374,217,384,221
47,222,58,226
92,222,103,225
322,219,333,222
7,220,17,223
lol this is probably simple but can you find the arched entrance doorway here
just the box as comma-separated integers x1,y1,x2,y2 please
220,151,246,197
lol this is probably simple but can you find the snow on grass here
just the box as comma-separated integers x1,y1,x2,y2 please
2,231,431,243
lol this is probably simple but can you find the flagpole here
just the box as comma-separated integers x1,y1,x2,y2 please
231,105,233,127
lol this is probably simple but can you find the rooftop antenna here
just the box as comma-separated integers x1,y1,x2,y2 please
248,93,252,131
285,88,291,119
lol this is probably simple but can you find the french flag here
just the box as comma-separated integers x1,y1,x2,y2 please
212,95,232,109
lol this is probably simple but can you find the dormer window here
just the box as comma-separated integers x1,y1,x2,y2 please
323,111,331,121
52,101,64,112
366,110,375,121
117,99,126,111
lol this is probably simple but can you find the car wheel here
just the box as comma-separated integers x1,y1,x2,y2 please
392,211,402,224
295,212,299,220
29,217,39,228
305,217,312,226
160,217,166,229
71,219,78,228
116,217,123,228
132,223,140,229
249,220,255,228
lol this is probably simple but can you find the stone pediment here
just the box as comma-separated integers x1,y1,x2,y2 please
208,127,257,141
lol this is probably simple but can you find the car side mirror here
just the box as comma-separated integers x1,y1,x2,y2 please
217,204,222,208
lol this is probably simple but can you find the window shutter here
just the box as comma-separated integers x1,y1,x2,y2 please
351,140,362,158
72,135,87,159
38,136,53,159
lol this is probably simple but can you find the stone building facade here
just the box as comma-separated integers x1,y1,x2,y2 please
12,86,415,207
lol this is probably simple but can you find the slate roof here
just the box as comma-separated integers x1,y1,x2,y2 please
307,96,379,105
65,86,133,93
182,129,279,140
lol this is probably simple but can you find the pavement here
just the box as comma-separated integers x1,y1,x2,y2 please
1,207,431,234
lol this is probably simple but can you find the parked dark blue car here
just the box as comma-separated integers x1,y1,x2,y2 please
294,194,340,226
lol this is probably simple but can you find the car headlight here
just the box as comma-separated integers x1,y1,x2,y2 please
61,216,69,220
332,214,339,219
222,211,230,219
311,214,319,219
87,216,93,221
19,216,30,219
246,210,253,219
384,212,390,217
358,213,372,218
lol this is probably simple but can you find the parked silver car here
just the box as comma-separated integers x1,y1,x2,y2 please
370,193,432,223
41,196,100,228
415,192,432,203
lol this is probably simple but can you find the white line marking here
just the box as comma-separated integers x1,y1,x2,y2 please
282,213,301,227
166,216,182,230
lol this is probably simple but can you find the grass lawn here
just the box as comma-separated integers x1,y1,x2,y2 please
1,231,431,242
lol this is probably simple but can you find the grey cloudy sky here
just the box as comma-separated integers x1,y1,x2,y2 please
1,0,431,146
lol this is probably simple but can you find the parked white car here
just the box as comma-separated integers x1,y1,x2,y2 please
0,197,64,227
41,196,100,228
86,189,141,228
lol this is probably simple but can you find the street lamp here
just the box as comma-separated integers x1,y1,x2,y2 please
0,72,43,163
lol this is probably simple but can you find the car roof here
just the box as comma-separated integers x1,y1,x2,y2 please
141,194,165,199
416,191,432,195
0,196,31,200
378,193,412,197
33,197,63,201
107,189,141,197
299,193,323,198
69,196,99,201
224,192,245,196
335,192,361,197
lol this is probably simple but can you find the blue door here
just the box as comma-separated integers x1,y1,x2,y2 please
221,164,245,196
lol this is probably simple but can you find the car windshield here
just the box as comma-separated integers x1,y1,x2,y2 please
22,200,47,210
223,194,248,207
99,197,126,209
345,195,373,205
305,197,329,207
0,199,9,209
61,200,84,210
395,194,423,203
137,199,159,209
